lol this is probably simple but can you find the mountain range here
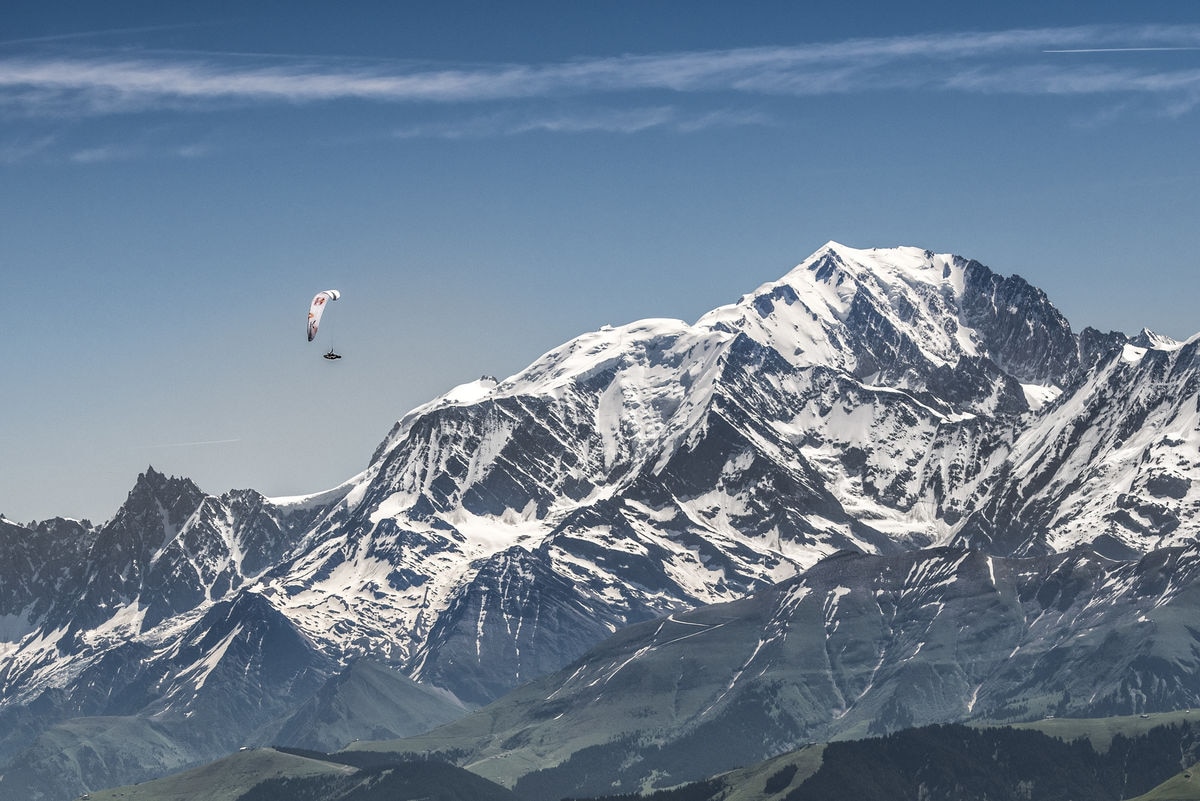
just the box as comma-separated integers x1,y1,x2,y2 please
379,544,1200,799
2,241,1198,800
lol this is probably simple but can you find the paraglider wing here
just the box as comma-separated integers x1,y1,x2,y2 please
307,289,341,342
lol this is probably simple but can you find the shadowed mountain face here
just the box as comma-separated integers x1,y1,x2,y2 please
273,658,468,752
2,242,1198,800
382,545,1200,800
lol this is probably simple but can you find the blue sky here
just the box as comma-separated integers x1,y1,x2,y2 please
3,1,1199,523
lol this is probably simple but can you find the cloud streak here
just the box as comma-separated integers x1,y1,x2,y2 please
141,438,242,449
389,105,773,139
2,24,1199,122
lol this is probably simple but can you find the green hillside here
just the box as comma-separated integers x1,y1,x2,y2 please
715,745,826,801
83,747,355,801
80,713,1200,801
572,719,1200,801
1125,762,1200,801
1009,710,1198,752
81,748,522,801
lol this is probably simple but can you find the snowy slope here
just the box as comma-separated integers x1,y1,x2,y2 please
244,242,1099,704
1,240,1196,801
956,334,1200,555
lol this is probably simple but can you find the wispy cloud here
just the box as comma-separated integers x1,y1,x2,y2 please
944,63,1200,97
3,24,1199,126
69,143,137,163
390,105,772,139
141,437,242,449
0,133,57,164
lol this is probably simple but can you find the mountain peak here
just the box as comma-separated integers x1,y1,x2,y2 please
1130,327,1182,350
116,466,206,528
135,464,167,487
802,241,964,289
689,241,988,387
770,242,974,319
129,464,199,497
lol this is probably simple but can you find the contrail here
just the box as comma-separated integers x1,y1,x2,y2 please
0,22,220,48
143,438,242,449
1044,47,1200,53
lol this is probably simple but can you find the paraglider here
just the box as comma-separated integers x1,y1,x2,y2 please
307,289,341,359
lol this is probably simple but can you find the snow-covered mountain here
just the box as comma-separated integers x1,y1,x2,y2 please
955,332,1200,556
251,242,1197,703
2,241,1197,800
